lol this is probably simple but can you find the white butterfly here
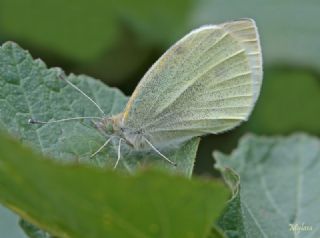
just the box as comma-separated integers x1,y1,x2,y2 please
30,19,263,168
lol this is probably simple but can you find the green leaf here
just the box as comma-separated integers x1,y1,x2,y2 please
0,0,193,61
192,0,320,71
214,134,320,238
0,132,229,238
0,41,199,176
0,205,28,238
207,226,227,238
217,196,244,238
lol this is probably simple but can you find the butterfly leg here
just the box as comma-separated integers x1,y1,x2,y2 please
143,137,177,166
113,138,123,169
90,137,112,158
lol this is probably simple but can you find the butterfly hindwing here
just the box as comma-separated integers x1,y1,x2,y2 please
122,19,262,146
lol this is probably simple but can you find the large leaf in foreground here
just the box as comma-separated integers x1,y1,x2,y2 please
0,132,229,238
0,41,198,176
215,134,320,238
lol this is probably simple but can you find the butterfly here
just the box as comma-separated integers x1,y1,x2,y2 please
30,19,263,168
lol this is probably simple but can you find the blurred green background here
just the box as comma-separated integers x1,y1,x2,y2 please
0,0,319,176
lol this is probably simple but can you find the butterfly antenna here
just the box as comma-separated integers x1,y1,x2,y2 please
90,137,113,158
58,74,106,116
28,116,103,125
143,137,177,166
114,138,123,169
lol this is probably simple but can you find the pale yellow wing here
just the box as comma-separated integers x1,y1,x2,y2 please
122,19,262,145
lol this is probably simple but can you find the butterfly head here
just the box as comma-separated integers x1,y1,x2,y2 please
94,113,124,137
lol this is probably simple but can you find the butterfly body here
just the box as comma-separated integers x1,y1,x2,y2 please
96,114,148,150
